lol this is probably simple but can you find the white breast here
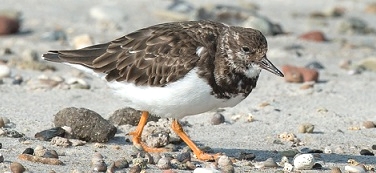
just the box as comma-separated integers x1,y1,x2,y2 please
108,68,246,119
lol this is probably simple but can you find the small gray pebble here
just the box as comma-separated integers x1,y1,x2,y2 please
22,148,34,155
210,113,225,125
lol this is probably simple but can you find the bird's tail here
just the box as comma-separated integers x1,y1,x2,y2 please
41,43,111,68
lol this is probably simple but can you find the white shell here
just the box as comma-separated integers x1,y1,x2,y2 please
193,168,221,173
0,64,11,79
344,165,366,173
283,163,293,172
293,154,315,170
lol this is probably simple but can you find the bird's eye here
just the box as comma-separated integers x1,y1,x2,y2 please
242,47,250,52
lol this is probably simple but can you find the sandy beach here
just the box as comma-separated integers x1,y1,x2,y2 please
0,0,375,172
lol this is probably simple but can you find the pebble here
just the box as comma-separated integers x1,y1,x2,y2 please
91,153,107,172
345,165,367,173
12,75,23,85
114,158,129,169
362,121,375,128
171,158,188,170
283,162,293,172
142,118,181,147
263,158,278,168
108,107,160,126
133,157,148,169
54,107,116,142
365,3,376,14
300,82,315,90
22,148,34,155
18,153,63,165
299,31,326,42
3,129,24,138
129,165,141,173
186,161,197,170
305,61,325,70
279,156,289,166
338,17,372,34
157,157,172,169
324,146,333,154
298,123,315,133
0,15,20,35
10,162,26,173
293,154,315,170
193,168,221,173
238,152,255,161
34,127,66,141
356,57,376,72
66,77,90,89
339,59,352,70
72,34,93,49
34,148,59,159
372,145,376,150
282,65,319,83
50,136,72,147
0,64,11,79
217,155,233,168
359,149,374,156
0,153,3,163
69,139,86,146
210,113,225,125
278,132,296,141
176,151,191,163
331,166,342,173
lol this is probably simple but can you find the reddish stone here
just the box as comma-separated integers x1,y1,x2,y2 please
282,65,319,83
0,16,20,35
298,31,326,42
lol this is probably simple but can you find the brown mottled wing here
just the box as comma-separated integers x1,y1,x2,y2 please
44,23,202,86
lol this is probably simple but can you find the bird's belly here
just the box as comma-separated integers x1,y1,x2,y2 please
107,68,246,119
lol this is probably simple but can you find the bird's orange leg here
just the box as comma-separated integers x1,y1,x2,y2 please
128,111,167,152
171,119,221,161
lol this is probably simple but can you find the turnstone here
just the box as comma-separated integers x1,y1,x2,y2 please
42,20,284,161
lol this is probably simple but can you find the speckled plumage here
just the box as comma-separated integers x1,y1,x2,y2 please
43,20,283,117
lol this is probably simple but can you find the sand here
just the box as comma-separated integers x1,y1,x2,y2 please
0,0,375,172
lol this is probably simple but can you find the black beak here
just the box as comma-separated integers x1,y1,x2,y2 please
258,57,284,77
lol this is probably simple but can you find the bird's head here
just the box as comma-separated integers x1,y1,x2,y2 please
222,26,284,78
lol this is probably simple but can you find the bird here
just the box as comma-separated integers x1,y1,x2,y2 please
42,20,284,161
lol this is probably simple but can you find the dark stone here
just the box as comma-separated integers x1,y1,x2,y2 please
0,143,2,149
34,127,66,141
372,145,376,150
54,107,117,142
107,107,160,126
360,149,374,156
307,149,323,153
312,163,323,169
176,152,191,163
238,152,256,161
22,148,34,155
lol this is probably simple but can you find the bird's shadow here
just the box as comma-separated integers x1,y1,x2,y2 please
110,136,376,166
214,147,376,165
